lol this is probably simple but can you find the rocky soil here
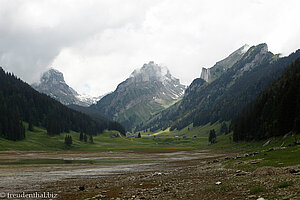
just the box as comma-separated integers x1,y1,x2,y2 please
40,151,300,200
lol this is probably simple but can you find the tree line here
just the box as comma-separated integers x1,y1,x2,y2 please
0,67,125,141
232,57,300,141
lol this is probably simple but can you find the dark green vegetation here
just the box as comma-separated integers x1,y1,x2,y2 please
0,67,124,141
232,56,300,141
273,181,294,189
208,129,216,144
68,104,126,135
64,135,72,146
0,120,235,152
0,122,209,151
139,44,300,133
249,187,265,195
220,122,229,135
224,143,300,171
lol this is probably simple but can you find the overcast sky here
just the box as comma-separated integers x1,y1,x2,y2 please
1,0,300,96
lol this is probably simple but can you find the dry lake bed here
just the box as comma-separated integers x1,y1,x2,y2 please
0,150,299,200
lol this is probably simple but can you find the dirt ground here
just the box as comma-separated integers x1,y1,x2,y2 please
0,150,299,200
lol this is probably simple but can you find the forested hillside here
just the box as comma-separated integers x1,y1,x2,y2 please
232,57,300,141
138,44,300,132
0,67,124,140
68,104,126,135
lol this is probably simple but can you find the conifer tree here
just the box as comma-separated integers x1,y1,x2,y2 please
64,135,72,146
89,135,94,143
209,129,216,144
80,131,84,141
220,122,228,135
28,121,33,132
84,134,87,143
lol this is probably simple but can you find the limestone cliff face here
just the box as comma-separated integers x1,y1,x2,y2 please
91,61,186,130
200,68,211,82
233,43,269,79
200,44,250,82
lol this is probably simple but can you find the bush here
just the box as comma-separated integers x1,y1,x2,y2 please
250,187,265,194
273,181,293,189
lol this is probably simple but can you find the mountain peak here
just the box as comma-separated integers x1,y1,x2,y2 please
129,61,178,85
257,43,268,53
131,61,169,79
141,61,169,75
240,44,250,54
32,68,99,106
93,61,186,130
200,44,250,82
233,43,272,79
41,68,65,84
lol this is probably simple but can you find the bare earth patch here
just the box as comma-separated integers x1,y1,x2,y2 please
0,150,299,200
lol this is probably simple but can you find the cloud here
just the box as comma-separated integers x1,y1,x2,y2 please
0,0,157,84
1,0,300,96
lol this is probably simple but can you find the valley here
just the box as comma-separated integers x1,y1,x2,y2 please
0,133,299,200
0,123,299,199
1,43,300,200
1,1,300,199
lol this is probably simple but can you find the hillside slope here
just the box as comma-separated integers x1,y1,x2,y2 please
139,44,300,132
0,67,123,140
232,57,300,141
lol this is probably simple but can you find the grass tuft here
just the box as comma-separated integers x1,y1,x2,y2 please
273,181,293,189
250,187,265,194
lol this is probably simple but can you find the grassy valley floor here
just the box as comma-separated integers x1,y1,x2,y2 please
0,124,299,199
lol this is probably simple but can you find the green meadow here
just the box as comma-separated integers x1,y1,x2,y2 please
0,122,299,168
0,123,218,151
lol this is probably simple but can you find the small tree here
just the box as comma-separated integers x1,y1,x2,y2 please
28,121,34,132
220,122,228,135
84,134,87,143
209,129,216,144
80,131,84,141
137,132,141,138
89,135,94,144
64,135,72,146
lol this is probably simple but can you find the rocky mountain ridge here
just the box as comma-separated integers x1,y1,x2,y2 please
138,43,300,132
200,44,250,82
32,69,100,107
91,61,186,130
